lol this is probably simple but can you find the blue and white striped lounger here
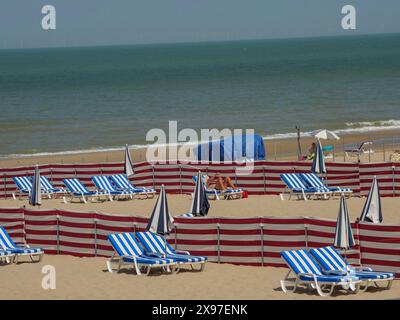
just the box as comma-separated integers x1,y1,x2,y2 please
192,175,242,200
136,231,207,271
310,246,394,292
107,232,178,276
40,176,67,198
63,178,110,203
280,249,360,297
12,176,33,200
92,176,133,201
0,226,44,263
280,173,332,201
300,173,353,198
109,174,156,199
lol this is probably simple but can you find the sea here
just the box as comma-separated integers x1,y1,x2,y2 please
1,33,400,157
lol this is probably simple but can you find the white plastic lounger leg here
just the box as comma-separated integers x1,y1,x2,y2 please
315,282,335,297
12,193,17,200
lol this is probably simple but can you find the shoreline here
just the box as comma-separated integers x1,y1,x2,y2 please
0,128,399,168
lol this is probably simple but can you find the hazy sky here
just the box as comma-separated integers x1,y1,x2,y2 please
1,0,399,49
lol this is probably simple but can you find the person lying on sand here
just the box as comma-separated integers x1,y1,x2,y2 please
206,173,237,191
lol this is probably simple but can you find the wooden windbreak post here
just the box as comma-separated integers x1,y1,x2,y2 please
152,165,155,190
263,166,266,194
304,224,309,249
217,223,221,264
56,215,60,254
3,173,6,200
260,222,264,267
392,165,396,197
94,218,98,257
174,225,177,250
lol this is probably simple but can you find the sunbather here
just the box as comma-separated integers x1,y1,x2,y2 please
206,173,237,191
306,142,316,160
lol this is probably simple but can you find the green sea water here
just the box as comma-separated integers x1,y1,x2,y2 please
1,33,400,156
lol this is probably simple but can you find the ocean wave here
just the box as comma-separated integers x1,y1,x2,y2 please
345,119,400,128
264,119,400,140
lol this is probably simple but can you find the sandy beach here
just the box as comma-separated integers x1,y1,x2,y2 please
1,254,399,300
1,121,400,301
0,194,400,300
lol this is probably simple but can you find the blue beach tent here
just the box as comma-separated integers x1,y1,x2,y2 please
194,134,265,162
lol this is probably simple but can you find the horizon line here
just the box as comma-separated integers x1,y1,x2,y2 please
1,31,399,52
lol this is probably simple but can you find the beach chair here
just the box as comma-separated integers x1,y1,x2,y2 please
192,175,243,200
280,173,331,201
12,176,32,200
109,174,156,199
136,231,207,271
92,176,133,201
280,249,360,297
62,178,110,203
310,246,394,292
0,226,44,263
300,173,353,198
40,176,67,199
106,232,178,276
345,142,374,161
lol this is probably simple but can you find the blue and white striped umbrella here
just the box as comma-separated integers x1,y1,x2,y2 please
311,139,326,174
190,171,210,217
334,195,355,249
29,165,42,206
359,176,383,223
146,185,174,235
124,144,134,177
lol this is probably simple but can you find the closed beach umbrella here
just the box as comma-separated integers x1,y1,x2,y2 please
29,165,42,206
334,195,355,249
190,171,210,217
313,129,340,141
124,144,134,177
359,176,383,223
146,185,174,235
311,139,326,174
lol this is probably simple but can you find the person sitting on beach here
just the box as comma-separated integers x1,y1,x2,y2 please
306,142,316,160
206,173,237,191
390,150,400,162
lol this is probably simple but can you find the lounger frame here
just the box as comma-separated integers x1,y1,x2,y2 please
106,252,178,276
280,249,360,297
310,246,394,292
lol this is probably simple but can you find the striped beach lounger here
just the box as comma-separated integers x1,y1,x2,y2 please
192,175,242,200
107,232,178,276
0,226,44,263
300,173,353,198
310,246,394,292
63,178,110,203
280,249,360,297
12,176,33,200
109,174,156,199
40,176,67,198
280,173,332,201
136,231,207,271
92,176,133,201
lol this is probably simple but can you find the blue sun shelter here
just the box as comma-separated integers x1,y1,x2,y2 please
194,134,265,162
